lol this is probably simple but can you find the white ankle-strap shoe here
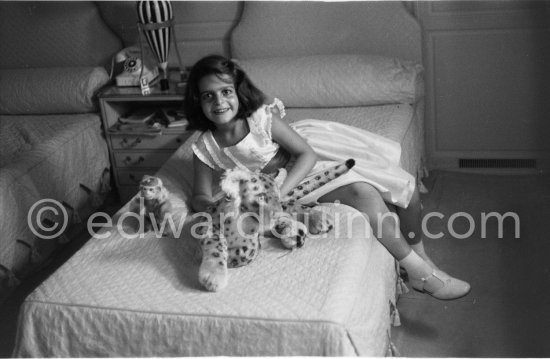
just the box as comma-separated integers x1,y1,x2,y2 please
410,270,471,300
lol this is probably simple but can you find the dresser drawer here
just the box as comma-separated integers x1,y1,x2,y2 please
114,152,173,168
116,168,157,186
110,133,190,150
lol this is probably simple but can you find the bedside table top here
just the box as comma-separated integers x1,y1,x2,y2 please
99,82,185,101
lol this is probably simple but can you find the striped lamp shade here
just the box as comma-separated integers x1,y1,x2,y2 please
136,0,173,69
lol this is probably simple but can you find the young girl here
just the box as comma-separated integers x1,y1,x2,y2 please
184,55,470,300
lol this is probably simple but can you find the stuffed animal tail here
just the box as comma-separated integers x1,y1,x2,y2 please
287,159,355,200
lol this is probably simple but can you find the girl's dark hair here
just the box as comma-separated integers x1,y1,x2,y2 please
184,55,266,131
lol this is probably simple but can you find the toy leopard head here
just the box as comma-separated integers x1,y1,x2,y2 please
219,168,287,227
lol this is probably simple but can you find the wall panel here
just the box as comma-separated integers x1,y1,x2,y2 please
418,1,550,170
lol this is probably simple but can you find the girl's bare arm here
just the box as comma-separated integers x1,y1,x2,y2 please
191,154,216,212
270,113,317,196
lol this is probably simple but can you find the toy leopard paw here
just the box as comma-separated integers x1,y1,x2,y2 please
307,209,334,235
274,215,308,249
198,259,228,292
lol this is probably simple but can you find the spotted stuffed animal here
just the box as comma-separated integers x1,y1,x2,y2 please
195,159,355,291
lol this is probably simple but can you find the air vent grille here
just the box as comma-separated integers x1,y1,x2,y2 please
459,158,537,169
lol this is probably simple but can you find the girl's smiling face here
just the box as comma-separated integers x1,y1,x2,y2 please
199,74,239,127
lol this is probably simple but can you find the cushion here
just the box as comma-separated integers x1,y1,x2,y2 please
236,54,423,108
0,67,110,115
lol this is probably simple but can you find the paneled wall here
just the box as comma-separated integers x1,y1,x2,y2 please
417,1,550,170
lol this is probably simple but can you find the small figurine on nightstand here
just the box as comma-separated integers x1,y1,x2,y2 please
129,175,173,234
140,77,151,96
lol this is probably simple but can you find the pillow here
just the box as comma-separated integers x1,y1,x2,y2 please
236,54,423,108
0,67,110,115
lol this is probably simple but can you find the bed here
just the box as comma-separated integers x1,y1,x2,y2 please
0,2,122,300
12,2,424,356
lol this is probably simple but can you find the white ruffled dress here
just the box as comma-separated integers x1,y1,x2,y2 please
192,99,415,208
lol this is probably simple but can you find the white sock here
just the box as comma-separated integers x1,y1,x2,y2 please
399,250,433,280
410,242,438,269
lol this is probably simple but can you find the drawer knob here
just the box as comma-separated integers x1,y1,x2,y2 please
123,156,132,165
119,137,142,148
123,156,145,166
132,137,142,147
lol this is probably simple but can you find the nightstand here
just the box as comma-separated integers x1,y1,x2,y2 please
98,84,192,203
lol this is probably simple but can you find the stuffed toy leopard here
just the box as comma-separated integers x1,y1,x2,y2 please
194,159,355,291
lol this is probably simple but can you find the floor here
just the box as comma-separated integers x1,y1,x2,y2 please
392,170,550,357
1,170,549,357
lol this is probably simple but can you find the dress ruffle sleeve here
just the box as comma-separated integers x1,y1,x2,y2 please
268,97,286,119
191,133,216,170
249,98,286,145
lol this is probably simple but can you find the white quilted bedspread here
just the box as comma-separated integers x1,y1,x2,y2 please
14,204,397,357
0,114,109,285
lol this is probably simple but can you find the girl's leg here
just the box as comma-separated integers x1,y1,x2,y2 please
319,182,470,300
396,187,437,268
319,182,416,260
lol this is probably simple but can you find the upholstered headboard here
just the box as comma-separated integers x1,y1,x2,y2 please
231,1,421,63
0,1,123,69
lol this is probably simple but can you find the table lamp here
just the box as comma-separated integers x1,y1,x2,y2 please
136,0,184,92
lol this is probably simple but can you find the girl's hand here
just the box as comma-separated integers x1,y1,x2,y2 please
270,113,317,196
